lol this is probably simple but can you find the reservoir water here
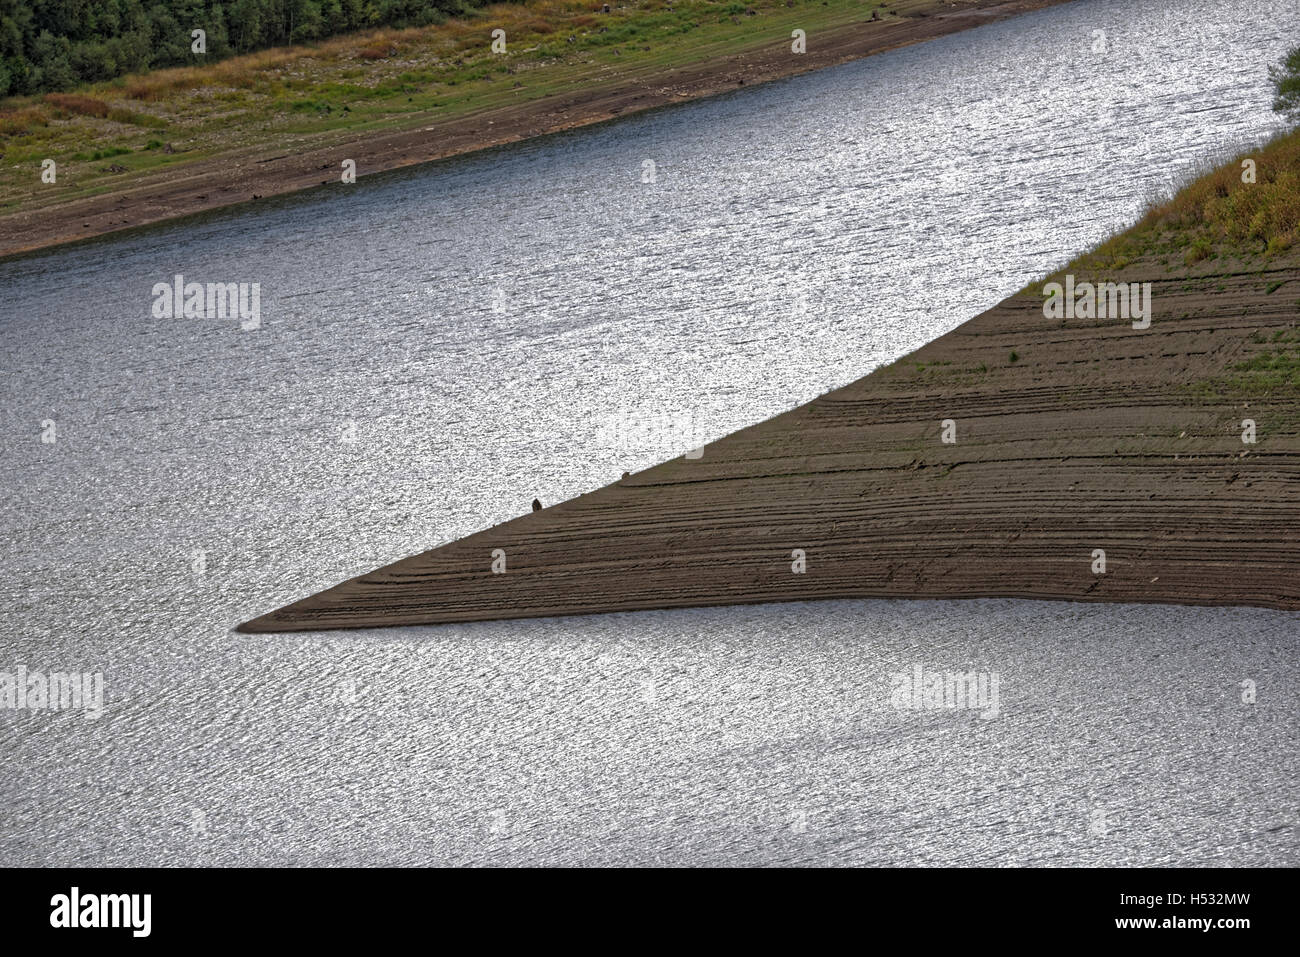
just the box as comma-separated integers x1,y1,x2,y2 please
2,0,1298,865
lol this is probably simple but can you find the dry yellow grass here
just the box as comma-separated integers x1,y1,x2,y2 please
1142,129,1300,255
123,46,320,99
0,106,46,135
1055,127,1300,283
43,93,110,117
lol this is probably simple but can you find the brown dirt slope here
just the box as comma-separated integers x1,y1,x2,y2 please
238,245,1300,631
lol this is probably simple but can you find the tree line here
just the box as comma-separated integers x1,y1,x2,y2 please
0,0,486,97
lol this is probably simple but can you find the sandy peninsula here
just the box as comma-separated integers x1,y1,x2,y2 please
239,130,1300,631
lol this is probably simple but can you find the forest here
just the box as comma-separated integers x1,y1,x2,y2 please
0,0,484,96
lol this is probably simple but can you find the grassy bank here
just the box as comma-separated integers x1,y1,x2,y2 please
1023,127,1300,400
1077,130,1300,268
0,0,955,215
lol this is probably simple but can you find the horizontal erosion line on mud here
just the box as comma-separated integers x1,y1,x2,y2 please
621,453,1294,485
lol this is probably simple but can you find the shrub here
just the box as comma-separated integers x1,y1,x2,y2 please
44,93,110,117
0,107,49,136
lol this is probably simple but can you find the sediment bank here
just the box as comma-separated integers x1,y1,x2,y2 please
239,208,1300,630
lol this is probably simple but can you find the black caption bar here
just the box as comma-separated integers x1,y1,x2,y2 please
0,866,1290,945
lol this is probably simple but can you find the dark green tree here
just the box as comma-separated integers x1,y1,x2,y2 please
1271,46,1300,124
0,0,497,98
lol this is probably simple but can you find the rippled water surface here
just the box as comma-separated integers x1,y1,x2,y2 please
2,0,1298,865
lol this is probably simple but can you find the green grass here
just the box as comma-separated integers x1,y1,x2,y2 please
70,146,131,161
1191,329,1300,400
